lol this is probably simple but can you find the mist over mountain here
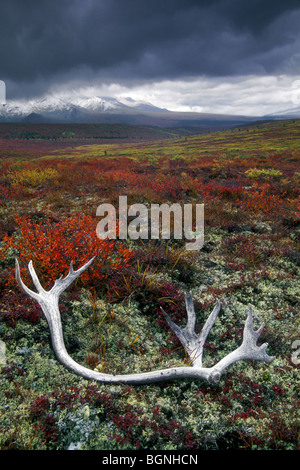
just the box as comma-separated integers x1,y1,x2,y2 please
264,106,300,119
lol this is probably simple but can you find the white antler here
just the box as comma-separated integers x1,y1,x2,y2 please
15,258,275,384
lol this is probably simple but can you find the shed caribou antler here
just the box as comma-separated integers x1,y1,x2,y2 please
15,257,274,384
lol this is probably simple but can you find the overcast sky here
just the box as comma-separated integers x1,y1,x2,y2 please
1,0,300,115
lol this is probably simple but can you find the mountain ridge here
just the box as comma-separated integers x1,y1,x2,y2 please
0,95,258,129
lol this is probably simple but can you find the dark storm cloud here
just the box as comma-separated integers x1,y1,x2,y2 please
1,0,300,98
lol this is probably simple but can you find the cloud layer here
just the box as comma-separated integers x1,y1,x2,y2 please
1,0,300,113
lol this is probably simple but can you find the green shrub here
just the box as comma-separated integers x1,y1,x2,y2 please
245,168,283,180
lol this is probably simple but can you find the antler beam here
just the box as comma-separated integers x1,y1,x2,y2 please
15,258,275,385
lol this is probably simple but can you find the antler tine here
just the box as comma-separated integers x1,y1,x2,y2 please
241,304,275,363
51,256,96,296
28,260,46,294
184,292,196,335
244,304,264,340
199,299,221,346
15,259,41,302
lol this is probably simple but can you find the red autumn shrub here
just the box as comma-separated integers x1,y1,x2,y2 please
0,213,132,288
244,182,285,216
200,182,243,201
150,175,186,199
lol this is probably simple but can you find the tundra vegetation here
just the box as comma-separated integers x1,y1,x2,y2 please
0,120,299,450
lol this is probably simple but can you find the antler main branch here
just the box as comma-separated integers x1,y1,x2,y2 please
15,258,274,384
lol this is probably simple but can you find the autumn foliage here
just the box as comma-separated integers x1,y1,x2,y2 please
1,213,132,288
0,120,299,451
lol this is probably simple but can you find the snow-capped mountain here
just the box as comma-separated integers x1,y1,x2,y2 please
0,94,259,129
0,95,167,123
